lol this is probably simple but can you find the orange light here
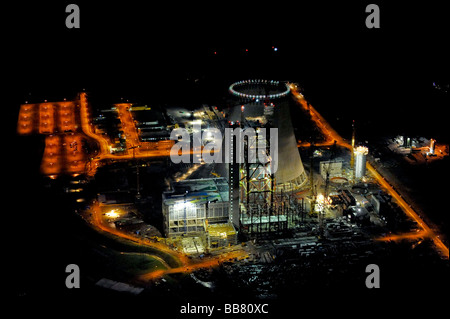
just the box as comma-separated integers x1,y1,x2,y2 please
292,89,449,259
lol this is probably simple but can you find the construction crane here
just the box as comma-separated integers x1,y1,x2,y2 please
319,140,337,238
323,140,337,201
350,120,356,169
309,141,316,217
211,162,221,178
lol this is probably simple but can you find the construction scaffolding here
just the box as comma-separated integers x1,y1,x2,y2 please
238,129,303,238
228,80,309,239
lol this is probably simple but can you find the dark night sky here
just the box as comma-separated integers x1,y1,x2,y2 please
3,2,447,123
5,1,449,143
5,1,449,89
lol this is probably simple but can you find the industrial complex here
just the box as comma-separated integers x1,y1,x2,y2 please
16,79,449,299
9,2,450,317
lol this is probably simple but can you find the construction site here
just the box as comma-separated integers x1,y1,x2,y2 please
15,80,448,299
227,80,307,239
144,79,448,299
226,80,376,241
10,1,450,309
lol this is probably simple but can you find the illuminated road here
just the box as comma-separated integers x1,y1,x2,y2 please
137,249,248,282
80,94,207,175
90,201,189,266
89,201,248,283
18,93,195,176
375,230,428,242
290,84,449,258
114,103,175,154
19,93,236,281
79,92,111,155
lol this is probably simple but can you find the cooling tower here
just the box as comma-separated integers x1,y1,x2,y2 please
228,80,308,192
272,100,308,191
229,80,308,235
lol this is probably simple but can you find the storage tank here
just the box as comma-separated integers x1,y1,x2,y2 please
429,139,435,155
354,146,368,179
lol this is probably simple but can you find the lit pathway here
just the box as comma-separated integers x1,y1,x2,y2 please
290,84,448,258
89,201,248,282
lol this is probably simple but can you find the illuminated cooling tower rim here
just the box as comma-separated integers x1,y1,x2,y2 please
354,146,369,155
354,146,368,179
229,79,291,100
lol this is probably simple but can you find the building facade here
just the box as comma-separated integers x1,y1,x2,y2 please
162,178,236,246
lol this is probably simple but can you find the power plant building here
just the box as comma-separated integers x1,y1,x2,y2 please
162,178,237,246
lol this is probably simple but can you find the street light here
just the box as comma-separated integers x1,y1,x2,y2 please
105,209,120,218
